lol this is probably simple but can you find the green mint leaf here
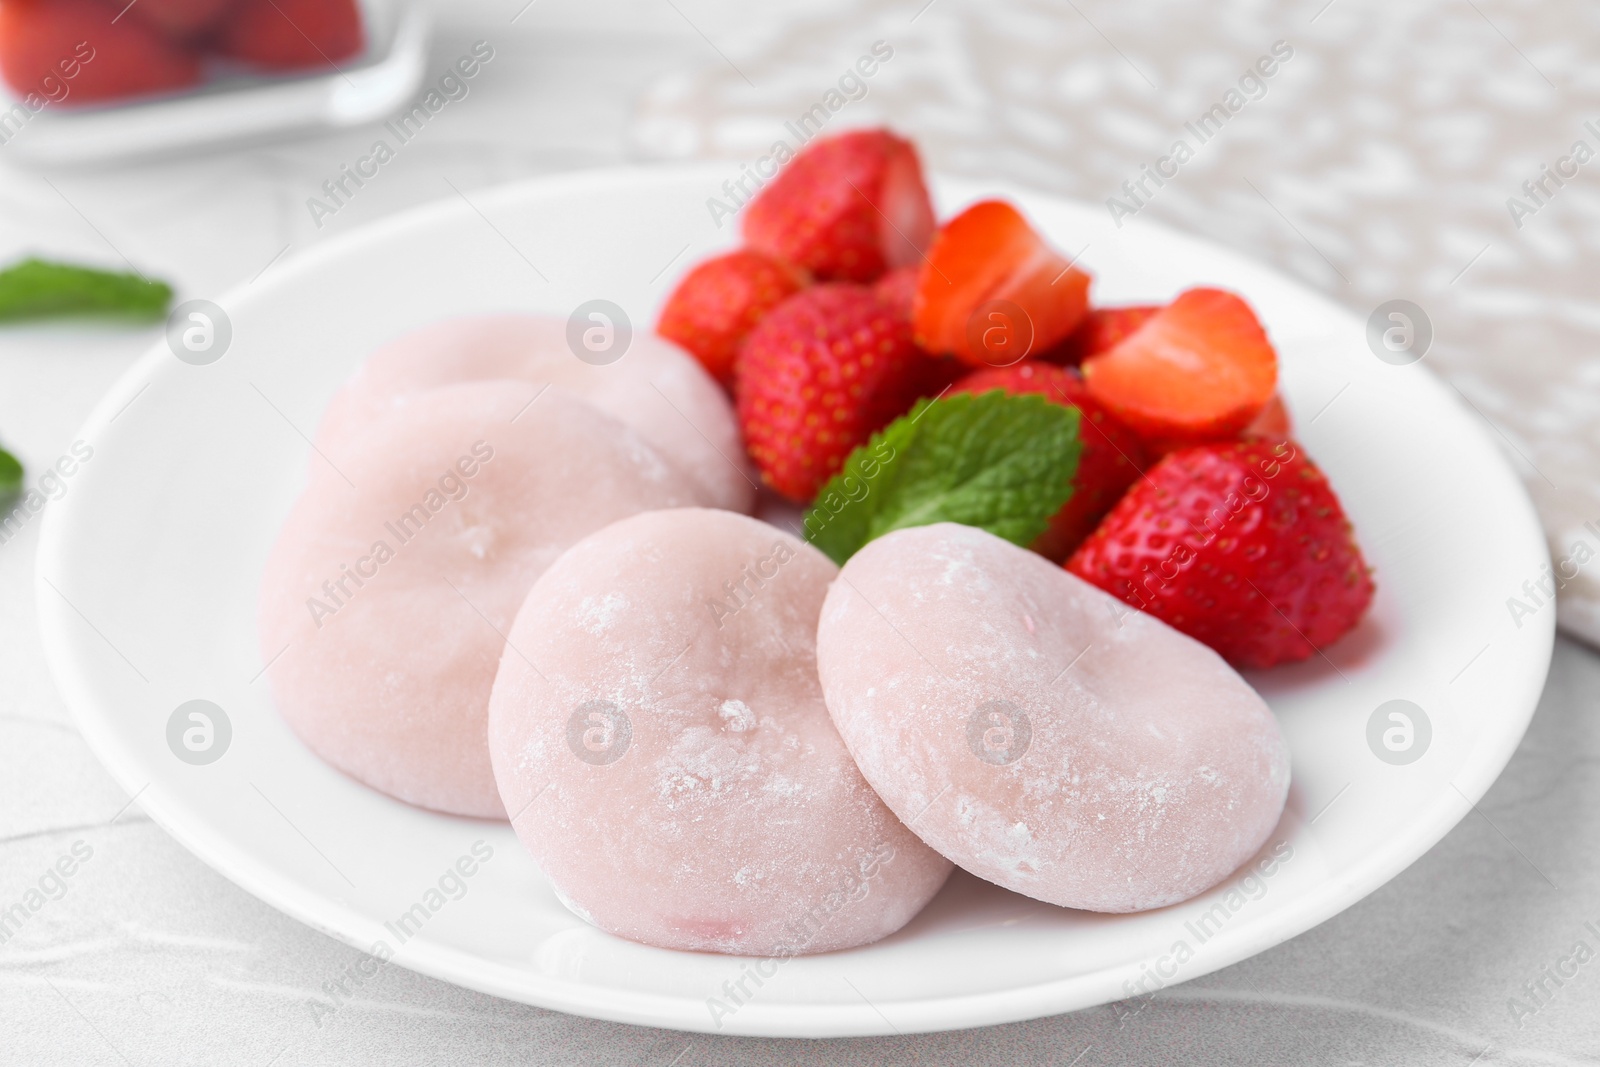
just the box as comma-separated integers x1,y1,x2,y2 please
0,258,172,322
0,447,22,501
803,390,1082,565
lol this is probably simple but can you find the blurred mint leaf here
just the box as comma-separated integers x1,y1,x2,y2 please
0,258,172,322
0,447,22,502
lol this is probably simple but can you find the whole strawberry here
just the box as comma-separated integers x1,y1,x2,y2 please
742,129,935,284
952,362,1146,560
1067,439,1373,669
737,284,927,501
871,265,920,319
657,250,806,388
875,265,967,396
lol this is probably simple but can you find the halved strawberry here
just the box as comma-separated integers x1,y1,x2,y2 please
912,200,1091,367
214,0,362,70
1067,438,1373,670
736,283,927,501
1042,305,1160,365
1081,287,1276,446
952,362,1147,560
0,0,201,104
742,129,934,284
657,250,806,389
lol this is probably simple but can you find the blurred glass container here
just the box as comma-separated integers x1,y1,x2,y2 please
0,0,430,167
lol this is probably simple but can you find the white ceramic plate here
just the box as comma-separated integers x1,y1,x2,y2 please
36,166,1554,1037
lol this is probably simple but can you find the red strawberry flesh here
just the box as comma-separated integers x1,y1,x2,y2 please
912,199,1091,367
1082,287,1277,446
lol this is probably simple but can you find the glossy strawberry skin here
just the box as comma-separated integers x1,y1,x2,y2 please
952,362,1147,560
742,129,934,284
1042,305,1161,365
872,265,919,319
736,283,927,501
1067,439,1373,670
657,250,806,389
875,265,967,396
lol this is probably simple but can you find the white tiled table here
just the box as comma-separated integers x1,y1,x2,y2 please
2,3,1597,1063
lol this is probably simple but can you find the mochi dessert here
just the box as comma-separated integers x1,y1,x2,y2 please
816,522,1290,913
314,314,754,514
259,381,702,818
487,508,952,954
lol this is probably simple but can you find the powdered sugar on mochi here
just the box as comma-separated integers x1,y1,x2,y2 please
259,382,702,818
314,314,753,513
816,523,1290,913
487,508,952,955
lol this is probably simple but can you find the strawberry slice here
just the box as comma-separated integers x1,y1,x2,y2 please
215,0,362,70
952,362,1147,560
1042,305,1160,365
912,200,1091,368
736,283,928,501
742,129,934,284
1081,287,1277,445
1067,438,1373,669
656,250,806,389
0,0,201,104
127,0,234,39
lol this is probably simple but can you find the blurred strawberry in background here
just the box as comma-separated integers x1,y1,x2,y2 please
124,0,233,40
0,0,363,107
215,0,363,71
0,0,201,103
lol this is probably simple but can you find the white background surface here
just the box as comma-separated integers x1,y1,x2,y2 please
2,1,1598,1063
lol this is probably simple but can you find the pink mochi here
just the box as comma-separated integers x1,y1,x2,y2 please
816,523,1291,913
314,314,754,513
259,381,702,818
487,508,953,955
